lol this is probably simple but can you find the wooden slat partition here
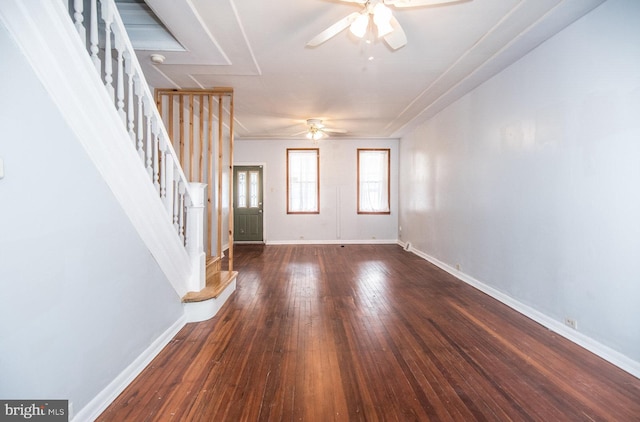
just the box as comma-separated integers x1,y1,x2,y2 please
207,95,214,254
188,94,194,181
228,93,235,272
217,97,224,266
199,95,204,183
155,88,235,273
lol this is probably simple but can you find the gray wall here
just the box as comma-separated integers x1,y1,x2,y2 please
0,22,184,411
399,0,640,364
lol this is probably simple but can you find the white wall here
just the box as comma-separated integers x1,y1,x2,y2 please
235,138,399,243
0,22,184,414
399,0,640,371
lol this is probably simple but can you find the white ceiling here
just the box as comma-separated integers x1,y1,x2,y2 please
117,0,606,140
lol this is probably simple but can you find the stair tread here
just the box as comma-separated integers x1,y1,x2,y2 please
182,270,238,303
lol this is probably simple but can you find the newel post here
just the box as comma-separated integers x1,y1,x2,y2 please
186,182,207,292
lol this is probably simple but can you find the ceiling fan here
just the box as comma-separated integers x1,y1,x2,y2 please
307,0,467,50
293,119,347,141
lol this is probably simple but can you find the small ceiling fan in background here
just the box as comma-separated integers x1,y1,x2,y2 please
307,0,468,50
293,119,347,141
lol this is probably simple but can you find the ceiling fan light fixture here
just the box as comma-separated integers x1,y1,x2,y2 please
307,0,469,50
306,127,325,141
349,13,369,38
299,119,346,140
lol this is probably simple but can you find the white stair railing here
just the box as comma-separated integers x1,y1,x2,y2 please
68,0,206,292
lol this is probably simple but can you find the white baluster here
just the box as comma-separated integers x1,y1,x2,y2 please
173,176,181,234
164,154,175,216
178,181,186,244
135,76,144,161
125,54,135,144
114,30,126,124
159,136,167,200
152,118,161,193
90,0,100,72
183,197,190,249
143,97,153,179
73,0,86,42
101,0,114,101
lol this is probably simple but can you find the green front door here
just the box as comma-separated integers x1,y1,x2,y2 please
233,166,264,242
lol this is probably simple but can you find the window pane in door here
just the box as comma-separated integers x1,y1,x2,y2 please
237,171,247,208
249,171,259,208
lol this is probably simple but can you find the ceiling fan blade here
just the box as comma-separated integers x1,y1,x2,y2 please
306,12,362,47
323,127,348,134
385,0,464,7
384,16,407,50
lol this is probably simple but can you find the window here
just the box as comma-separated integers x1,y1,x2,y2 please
287,148,319,213
358,149,390,214
236,169,260,209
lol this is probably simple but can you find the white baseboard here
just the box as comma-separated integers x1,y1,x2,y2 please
266,239,398,246
72,315,187,422
404,243,640,379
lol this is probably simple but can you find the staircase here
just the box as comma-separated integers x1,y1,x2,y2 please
0,0,235,321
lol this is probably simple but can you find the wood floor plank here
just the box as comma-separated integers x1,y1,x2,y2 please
98,244,640,421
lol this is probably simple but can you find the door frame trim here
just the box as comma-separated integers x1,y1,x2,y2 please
233,162,267,243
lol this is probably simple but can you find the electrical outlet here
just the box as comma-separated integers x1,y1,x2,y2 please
564,317,578,330
455,264,461,271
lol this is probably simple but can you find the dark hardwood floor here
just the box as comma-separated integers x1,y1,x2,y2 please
98,244,640,421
